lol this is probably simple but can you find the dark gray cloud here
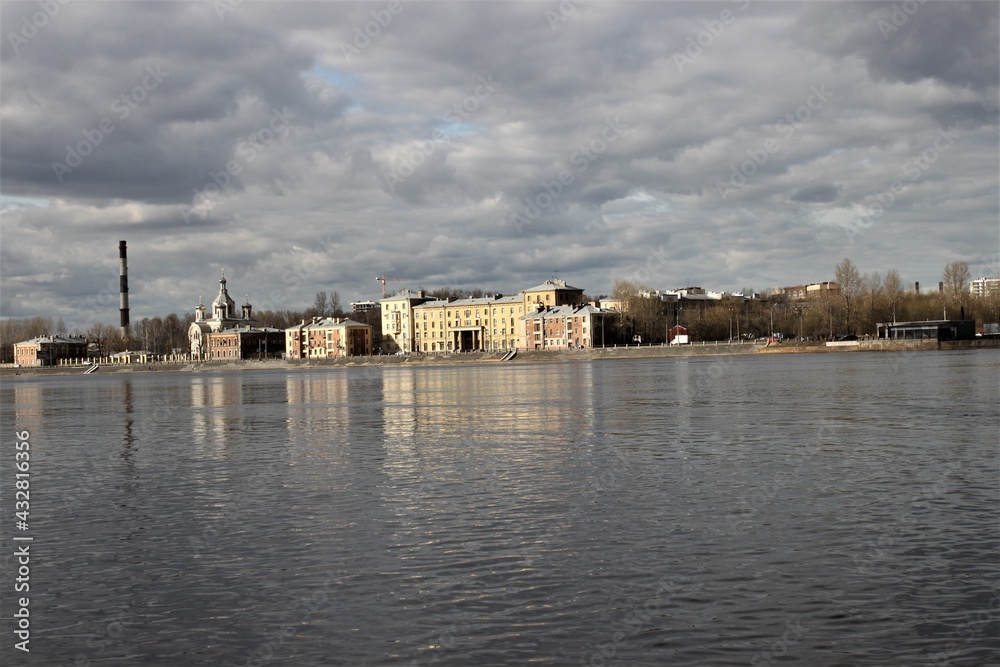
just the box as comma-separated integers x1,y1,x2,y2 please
791,183,841,204
1,1,997,330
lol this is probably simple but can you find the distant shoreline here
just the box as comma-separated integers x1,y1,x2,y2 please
2,338,997,378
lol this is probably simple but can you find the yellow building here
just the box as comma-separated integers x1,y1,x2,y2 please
383,280,583,354
413,299,450,352
521,279,585,311
410,294,528,352
380,290,431,354
490,294,525,352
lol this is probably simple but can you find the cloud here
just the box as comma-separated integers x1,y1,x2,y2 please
1,1,997,330
790,183,841,204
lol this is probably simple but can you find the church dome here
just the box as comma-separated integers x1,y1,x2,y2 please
213,271,237,319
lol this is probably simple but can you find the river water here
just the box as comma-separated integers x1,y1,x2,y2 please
1,350,998,666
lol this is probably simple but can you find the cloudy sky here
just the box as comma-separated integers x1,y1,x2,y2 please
1,0,997,329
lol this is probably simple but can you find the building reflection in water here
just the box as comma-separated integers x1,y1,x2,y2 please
378,362,598,492
190,375,244,455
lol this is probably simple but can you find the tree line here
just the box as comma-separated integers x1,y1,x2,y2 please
612,259,996,344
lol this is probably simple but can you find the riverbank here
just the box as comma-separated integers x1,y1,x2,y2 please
3,338,997,377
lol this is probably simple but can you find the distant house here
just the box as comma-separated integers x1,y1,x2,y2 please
775,282,840,301
14,336,89,367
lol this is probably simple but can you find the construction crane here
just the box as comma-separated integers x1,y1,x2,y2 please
375,274,408,299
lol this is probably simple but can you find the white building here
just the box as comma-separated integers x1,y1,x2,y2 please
969,277,1000,298
187,271,257,359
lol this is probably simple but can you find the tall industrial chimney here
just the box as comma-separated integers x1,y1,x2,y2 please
119,240,130,338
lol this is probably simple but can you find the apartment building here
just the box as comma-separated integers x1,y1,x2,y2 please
285,317,373,359
521,279,585,311
970,277,1000,298
520,304,616,350
380,290,431,354
413,299,450,352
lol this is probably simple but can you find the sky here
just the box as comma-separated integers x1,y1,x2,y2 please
1,0,998,331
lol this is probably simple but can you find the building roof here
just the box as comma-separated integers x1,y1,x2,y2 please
293,318,372,331
879,319,972,327
215,326,283,334
522,279,584,293
522,304,612,320
382,290,428,302
16,336,88,346
413,299,451,309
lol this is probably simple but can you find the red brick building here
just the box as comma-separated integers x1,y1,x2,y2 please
520,305,616,350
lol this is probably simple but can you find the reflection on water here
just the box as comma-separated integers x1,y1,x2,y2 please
0,352,997,666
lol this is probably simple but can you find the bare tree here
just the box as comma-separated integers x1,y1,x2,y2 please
942,261,970,300
613,279,668,343
163,314,185,354
87,323,124,356
863,271,882,335
329,290,342,316
313,291,329,316
835,258,862,334
883,269,903,323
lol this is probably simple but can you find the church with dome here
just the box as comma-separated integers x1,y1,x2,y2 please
188,271,283,360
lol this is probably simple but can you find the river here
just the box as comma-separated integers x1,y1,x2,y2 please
1,350,997,665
